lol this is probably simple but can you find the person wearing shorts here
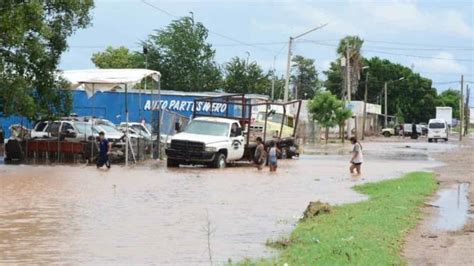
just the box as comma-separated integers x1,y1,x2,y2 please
349,137,363,175
268,141,279,172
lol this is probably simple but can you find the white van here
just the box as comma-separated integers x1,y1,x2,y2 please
428,119,448,142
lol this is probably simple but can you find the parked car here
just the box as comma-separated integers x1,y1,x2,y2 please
428,119,448,142
402,123,422,137
381,127,396,137
118,122,153,140
30,120,136,145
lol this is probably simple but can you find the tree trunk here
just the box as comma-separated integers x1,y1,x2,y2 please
341,123,345,143
325,127,329,144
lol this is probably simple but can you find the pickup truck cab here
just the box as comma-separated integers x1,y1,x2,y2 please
165,117,245,168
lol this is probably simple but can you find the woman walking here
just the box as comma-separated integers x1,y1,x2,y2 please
349,137,363,175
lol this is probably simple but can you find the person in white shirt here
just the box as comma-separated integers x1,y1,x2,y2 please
349,137,363,175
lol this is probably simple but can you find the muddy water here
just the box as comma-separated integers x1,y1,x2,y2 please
0,141,452,264
432,183,470,231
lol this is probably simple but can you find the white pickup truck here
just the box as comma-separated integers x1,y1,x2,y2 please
165,117,246,168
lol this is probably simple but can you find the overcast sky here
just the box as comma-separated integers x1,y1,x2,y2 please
61,0,474,100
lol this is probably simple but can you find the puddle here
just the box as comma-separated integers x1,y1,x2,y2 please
432,183,470,231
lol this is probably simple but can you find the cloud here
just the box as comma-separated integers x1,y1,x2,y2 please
363,0,474,37
411,52,467,74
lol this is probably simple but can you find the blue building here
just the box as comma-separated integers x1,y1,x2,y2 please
1,89,265,138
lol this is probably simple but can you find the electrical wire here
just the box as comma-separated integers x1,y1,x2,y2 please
141,0,278,53
302,40,474,62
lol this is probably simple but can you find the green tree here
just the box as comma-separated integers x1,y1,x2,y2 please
223,57,269,94
308,91,343,143
325,57,438,123
337,36,364,98
437,89,461,118
91,46,141,68
334,105,353,142
145,16,221,91
0,0,94,120
291,55,320,99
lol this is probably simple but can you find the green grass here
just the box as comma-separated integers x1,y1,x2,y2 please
236,172,437,266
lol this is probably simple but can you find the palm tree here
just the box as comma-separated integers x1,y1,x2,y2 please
337,36,364,99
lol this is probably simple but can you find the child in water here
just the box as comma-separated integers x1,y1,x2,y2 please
268,141,279,172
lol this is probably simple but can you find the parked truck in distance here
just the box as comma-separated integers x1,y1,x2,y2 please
165,94,301,168
436,107,453,127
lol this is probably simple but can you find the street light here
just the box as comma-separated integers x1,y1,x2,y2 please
283,23,328,102
384,77,405,127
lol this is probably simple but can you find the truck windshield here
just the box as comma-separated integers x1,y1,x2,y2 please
429,123,445,129
184,120,229,137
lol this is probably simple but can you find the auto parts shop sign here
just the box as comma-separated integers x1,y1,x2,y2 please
144,100,227,114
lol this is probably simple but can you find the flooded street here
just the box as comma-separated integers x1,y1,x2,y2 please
0,140,455,265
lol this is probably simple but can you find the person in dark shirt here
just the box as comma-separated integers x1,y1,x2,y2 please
97,131,112,169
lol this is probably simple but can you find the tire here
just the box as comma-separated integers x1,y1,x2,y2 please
383,131,391,137
444,138,448,142
428,138,432,143
167,158,180,168
212,152,226,169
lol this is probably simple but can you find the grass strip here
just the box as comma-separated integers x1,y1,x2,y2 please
237,171,437,265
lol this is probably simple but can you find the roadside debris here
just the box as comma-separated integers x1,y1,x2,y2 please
301,201,331,221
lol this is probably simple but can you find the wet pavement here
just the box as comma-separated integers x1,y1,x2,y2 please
0,140,456,264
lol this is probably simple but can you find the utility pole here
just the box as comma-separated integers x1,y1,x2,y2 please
465,85,470,136
283,24,328,102
346,49,351,101
283,37,293,102
362,72,369,140
271,55,276,101
459,75,463,141
384,82,388,128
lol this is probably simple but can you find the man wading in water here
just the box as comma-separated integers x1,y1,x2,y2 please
349,137,363,175
254,137,266,170
97,131,112,169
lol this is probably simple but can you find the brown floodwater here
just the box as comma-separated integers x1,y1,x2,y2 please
0,141,453,264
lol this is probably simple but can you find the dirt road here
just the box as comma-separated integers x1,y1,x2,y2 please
403,136,474,265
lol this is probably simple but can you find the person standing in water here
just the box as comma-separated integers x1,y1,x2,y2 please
268,141,280,172
349,137,363,175
254,137,266,170
97,131,112,169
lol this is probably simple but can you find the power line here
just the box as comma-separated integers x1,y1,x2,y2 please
303,39,474,50
141,0,278,54
302,40,474,62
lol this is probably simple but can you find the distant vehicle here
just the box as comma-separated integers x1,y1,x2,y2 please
428,119,448,142
436,107,452,127
402,123,422,137
381,126,397,137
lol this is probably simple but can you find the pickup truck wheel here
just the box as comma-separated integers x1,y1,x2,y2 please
212,152,226,169
428,138,433,143
383,131,391,137
167,159,180,168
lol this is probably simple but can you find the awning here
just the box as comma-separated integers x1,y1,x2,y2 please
60,69,161,97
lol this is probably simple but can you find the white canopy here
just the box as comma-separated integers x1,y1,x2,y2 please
61,68,161,97
60,68,161,166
